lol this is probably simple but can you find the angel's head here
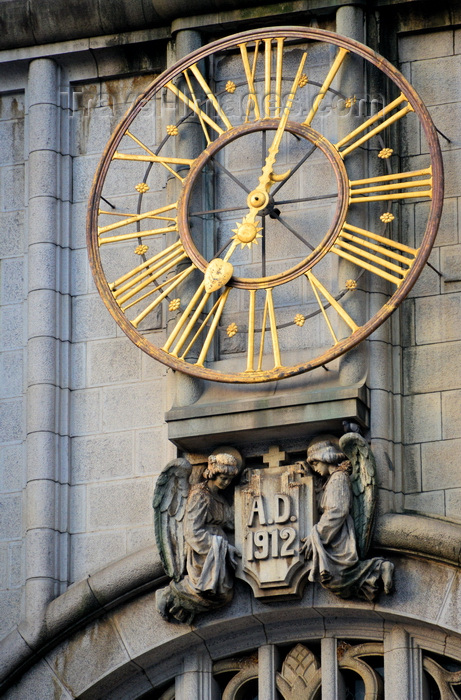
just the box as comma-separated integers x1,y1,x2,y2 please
307,435,351,477
204,453,239,490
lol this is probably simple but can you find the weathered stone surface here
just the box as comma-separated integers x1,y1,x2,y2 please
0,398,23,442
87,478,152,530
403,443,422,493
46,616,130,697
0,210,24,257
411,53,461,105
72,432,134,483
416,293,461,344
0,351,23,399
422,438,461,491
4,658,73,700
445,489,461,521
102,381,164,431
0,257,24,304
0,588,22,640
0,306,23,351
0,443,24,492
27,336,57,387
442,390,461,439
87,337,142,386
404,490,445,517
441,244,461,293
403,341,461,394
108,590,195,665
70,388,101,436
136,426,170,475
399,29,453,62
375,556,453,622
402,392,441,444
72,294,116,342
28,242,58,292
70,531,126,582
126,527,155,553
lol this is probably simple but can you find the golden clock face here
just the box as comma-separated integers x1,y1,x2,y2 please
87,27,443,383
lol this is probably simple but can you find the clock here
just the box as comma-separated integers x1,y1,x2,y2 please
87,27,443,384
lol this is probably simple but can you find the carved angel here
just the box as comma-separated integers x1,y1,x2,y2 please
301,433,393,601
153,453,239,624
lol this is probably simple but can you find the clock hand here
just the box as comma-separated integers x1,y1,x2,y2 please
244,50,308,224
204,52,308,292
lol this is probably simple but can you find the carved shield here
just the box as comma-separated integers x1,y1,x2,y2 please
234,464,315,599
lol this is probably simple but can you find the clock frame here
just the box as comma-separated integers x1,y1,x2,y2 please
87,26,443,383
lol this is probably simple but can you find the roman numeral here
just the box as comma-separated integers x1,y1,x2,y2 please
188,64,233,131
257,288,282,371
110,240,188,307
306,271,359,344
335,93,413,157
331,222,418,287
262,37,285,118
246,289,256,371
239,40,261,120
166,63,233,145
163,283,232,366
97,203,178,245
116,131,194,182
302,47,349,126
349,168,432,202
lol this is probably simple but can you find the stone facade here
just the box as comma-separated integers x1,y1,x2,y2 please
1,1,461,698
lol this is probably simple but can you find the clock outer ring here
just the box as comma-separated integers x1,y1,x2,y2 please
87,26,444,384
177,120,349,290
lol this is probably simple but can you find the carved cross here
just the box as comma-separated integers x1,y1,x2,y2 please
263,445,286,468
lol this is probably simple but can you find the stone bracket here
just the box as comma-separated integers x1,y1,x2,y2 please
165,382,369,451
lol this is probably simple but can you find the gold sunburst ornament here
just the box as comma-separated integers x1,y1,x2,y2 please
231,221,263,248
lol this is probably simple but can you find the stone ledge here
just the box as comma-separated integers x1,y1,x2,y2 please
2,513,461,693
166,382,369,451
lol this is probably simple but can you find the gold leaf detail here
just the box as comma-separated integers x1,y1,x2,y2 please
134,244,149,255
225,80,236,93
380,212,395,223
378,147,393,159
299,74,308,88
169,298,181,312
226,322,238,337
135,182,149,193
345,95,357,108
166,124,179,136
294,313,305,327
345,279,357,290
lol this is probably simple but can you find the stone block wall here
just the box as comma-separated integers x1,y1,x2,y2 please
399,28,461,518
68,76,174,583
0,91,26,638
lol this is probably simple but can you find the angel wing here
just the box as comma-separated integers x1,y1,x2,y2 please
339,433,377,559
153,458,192,581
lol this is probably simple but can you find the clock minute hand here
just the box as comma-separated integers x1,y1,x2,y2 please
255,51,308,201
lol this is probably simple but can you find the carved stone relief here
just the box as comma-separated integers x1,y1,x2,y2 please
156,643,461,699
153,432,394,622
